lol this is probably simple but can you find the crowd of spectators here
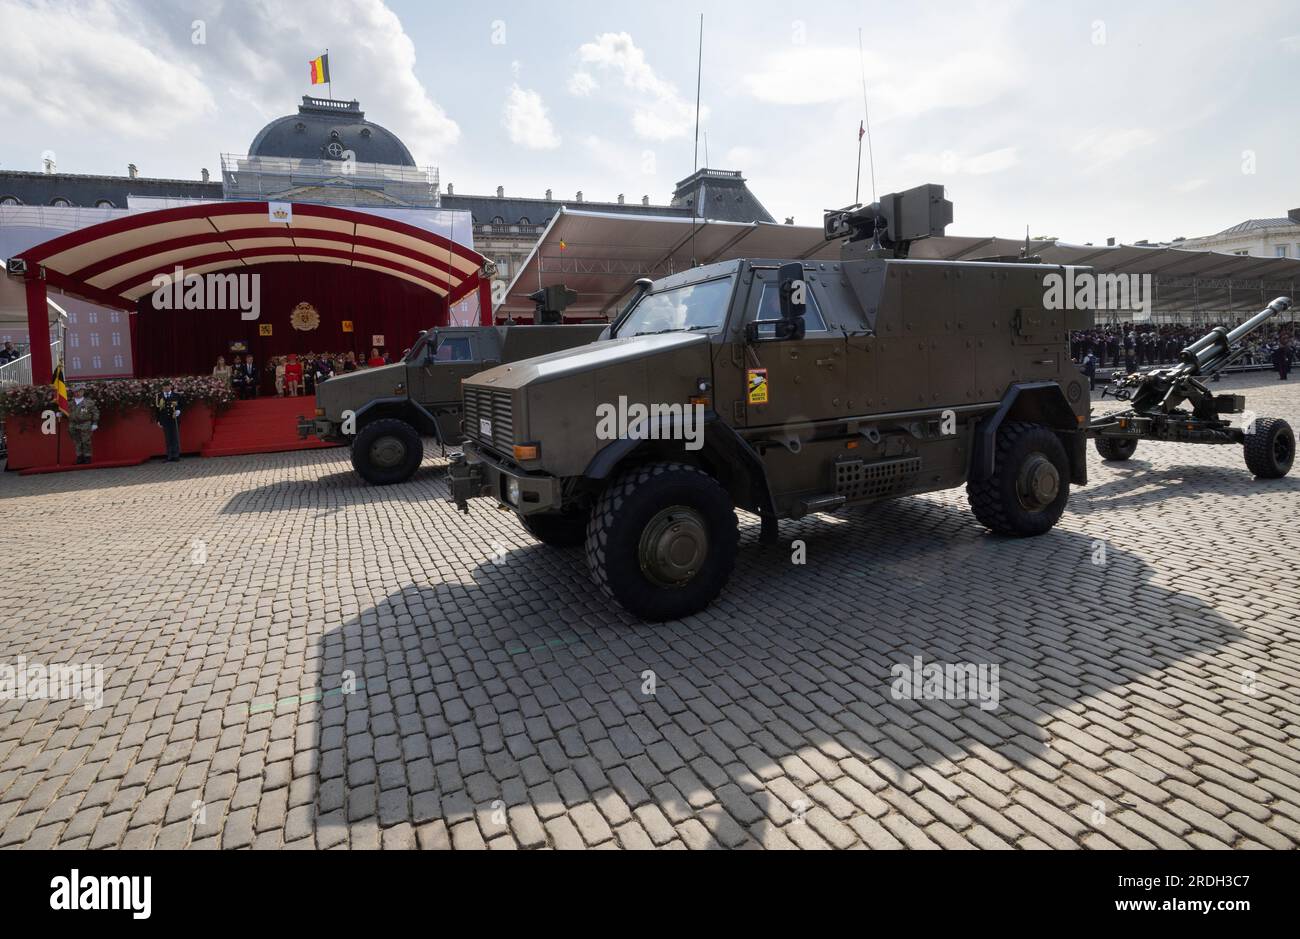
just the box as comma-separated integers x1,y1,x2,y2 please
1070,322,1295,371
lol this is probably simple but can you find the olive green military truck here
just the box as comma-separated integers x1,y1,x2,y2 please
301,325,604,485
449,185,1094,621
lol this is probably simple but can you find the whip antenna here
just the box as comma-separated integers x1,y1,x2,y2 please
857,28,877,206
690,13,704,267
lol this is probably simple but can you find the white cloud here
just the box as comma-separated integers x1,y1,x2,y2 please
0,0,460,162
1070,128,1159,169
567,71,598,97
901,147,1020,177
503,84,560,150
577,32,705,140
0,0,215,139
740,45,1016,122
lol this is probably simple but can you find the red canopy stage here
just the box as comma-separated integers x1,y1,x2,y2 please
9,201,493,383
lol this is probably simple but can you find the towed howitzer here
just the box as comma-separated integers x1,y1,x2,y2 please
1089,297,1295,478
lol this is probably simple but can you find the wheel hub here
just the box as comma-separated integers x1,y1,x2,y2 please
638,506,709,587
370,435,406,469
1275,432,1294,467
1016,452,1060,511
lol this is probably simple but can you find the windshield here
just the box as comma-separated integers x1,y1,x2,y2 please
613,276,735,338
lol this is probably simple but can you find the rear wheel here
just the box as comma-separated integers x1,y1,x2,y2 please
1244,417,1294,479
351,418,423,485
968,422,1071,537
521,510,589,548
586,462,738,622
1095,436,1138,462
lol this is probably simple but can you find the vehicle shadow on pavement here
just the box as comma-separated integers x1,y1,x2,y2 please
1073,462,1300,512
305,493,1247,849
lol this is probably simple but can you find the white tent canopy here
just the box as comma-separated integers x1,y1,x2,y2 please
499,209,1300,323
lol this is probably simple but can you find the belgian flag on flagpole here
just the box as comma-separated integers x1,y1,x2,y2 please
52,361,68,416
309,53,331,86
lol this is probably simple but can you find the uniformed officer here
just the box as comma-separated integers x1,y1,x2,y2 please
67,386,99,465
154,380,184,462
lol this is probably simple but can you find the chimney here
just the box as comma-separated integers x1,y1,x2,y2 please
496,186,504,198
1106,237,1116,247
545,189,553,200
1290,208,1300,223
785,217,795,225
641,195,649,206
446,183,454,195
617,194,625,205
200,167,210,183
127,163,139,179
575,190,584,202
42,156,55,175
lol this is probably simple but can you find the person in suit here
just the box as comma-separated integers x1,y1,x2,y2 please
1274,341,1294,381
231,355,247,398
241,355,259,398
67,386,99,465
0,341,19,365
155,380,184,462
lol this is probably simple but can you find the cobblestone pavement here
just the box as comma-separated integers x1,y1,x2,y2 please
1,372,1298,850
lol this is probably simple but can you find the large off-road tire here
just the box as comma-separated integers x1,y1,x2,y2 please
1244,417,1295,479
351,418,423,485
585,462,739,622
967,422,1071,537
521,510,589,548
1094,436,1138,462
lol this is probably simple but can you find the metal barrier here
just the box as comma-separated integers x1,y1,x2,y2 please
0,341,62,387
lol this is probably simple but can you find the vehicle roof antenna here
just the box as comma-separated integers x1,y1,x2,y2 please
857,28,877,209
690,12,703,269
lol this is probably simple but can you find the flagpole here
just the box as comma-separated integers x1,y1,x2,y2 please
326,48,331,100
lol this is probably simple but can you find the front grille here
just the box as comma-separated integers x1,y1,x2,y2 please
463,386,515,452
834,457,922,501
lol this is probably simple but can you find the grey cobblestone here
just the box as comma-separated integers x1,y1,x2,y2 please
1,374,1298,849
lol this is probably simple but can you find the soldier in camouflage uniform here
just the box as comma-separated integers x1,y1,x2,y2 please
67,387,99,465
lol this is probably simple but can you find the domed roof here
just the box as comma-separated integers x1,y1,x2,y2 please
249,96,416,166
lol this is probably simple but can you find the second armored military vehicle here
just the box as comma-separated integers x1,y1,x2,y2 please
301,324,604,485
449,184,1099,621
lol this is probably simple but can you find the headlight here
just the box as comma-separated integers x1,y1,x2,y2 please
506,478,521,506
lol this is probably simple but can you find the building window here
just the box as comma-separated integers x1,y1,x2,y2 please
1233,249,1250,256
95,199,115,209
109,311,120,324
113,355,124,369
72,356,81,369
51,197,71,207
111,332,122,347
492,216,505,224
1276,245,1289,258
88,311,97,324
0,196,20,206
69,334,79,348
518,217,530,226
92,355,102,369
89,333,100,347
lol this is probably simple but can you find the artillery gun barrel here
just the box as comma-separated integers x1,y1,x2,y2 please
1178,297,1292,376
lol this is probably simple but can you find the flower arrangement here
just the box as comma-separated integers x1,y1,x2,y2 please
0,375,236,420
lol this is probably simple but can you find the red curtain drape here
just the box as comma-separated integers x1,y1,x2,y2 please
132,261,447,379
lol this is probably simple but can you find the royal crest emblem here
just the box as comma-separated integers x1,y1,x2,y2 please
290,302,321,332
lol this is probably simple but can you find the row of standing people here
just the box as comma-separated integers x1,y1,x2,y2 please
212,348,390,398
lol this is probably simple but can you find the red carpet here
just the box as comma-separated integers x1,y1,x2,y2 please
201,395,340,458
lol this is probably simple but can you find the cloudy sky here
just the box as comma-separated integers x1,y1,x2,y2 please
1,0,1296,243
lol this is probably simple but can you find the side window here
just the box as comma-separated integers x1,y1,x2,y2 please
434,336,474,362
754,281,828,336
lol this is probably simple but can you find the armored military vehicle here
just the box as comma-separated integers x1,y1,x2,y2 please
301,324,604,485
448,184,1095,621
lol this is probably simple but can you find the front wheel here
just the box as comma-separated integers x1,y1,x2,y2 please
1244,417,1295,479
586,463,739,622
967,422,1071,537
351,419,423,485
